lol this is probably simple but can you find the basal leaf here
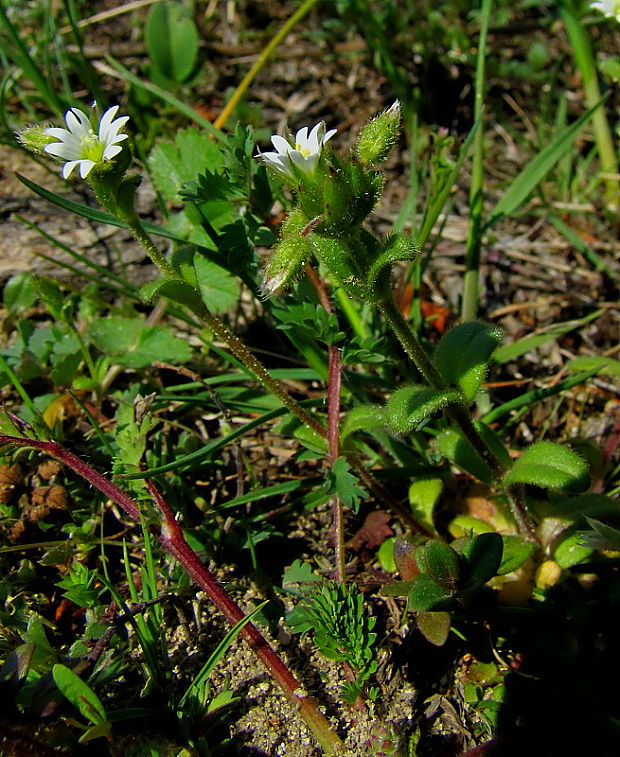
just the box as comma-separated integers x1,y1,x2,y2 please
416,611,451,646
408,477,443,535
503,441,590,492
459,532,504,590
146,1,198,83
567,355,620,379
407,574,454,612
416,540,461,591
498,536,535,575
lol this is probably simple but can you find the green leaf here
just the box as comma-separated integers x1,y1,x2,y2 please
416,540,461,591
579,518,620,552
553,528,593,568
548,493,620,520
435,322,502,401
282,560,322,585
52,663,108,725
341,404,386,443
486,99,604,226
88,317,144,355
324,457,366,512
79,721,112,744
147,128,224,203
366,234,418,299
380,579,415,597
498,536,535,575
408,477,443,535
408,574,454,612
504,441,590,492
459,533,504,590
493,310,602,363
119,327,192,369
146,1,199,83
194,256,240,314
3,272,38,313
567,355,620,379
386,385,462,434
448,515,495,538
416,611,451,646
435,429,493,483
139,277,202,308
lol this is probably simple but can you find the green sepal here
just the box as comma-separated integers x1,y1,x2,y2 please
139,277,202,309
416,540,461,591
416,611,451,646
367,234,418,302
503,441,590,492
309,234,367,300
434,322,502,401
386,385,462,434
408,574,455,612
320,161,383,232
457,532,504,591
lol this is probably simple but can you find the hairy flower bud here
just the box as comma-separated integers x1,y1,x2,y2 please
16,125,56,154
356,100,401,165
260,235,312,298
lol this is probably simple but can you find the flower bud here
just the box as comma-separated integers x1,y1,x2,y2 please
356,100,401,165
16,125,56,154
260,235,312,298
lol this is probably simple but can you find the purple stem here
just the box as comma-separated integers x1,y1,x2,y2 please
0,433,342,754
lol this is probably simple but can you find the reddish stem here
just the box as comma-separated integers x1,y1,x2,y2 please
0,433,342,755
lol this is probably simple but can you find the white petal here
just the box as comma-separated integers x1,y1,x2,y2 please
323,129,337,144
65,108,91,137
306,122,324,152
294,127,309,149
107,132,129,146
98,105,119,139
270,135,291,155
45,126,72,140
62,160,80,178
102,144,122,160
44,142,80,160
289,150,312,172
78,159,96,178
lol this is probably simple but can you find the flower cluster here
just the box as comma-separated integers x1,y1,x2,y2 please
590,0,620,22
44,106,129,179
257,121,336,179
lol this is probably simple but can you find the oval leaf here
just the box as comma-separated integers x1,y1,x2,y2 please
386,385,462,434
504,441,590,492
341,404,386,443
408,574,455,612
416,611,451,646
434,322,502,401
417,540,461,591
460,532,504,590
52,663,107,725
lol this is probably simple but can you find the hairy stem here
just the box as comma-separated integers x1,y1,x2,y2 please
0,433,343,755
378,297,537,539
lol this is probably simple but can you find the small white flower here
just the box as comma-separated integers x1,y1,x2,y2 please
44,105,129,179
590,0,620,21
257,121,337,178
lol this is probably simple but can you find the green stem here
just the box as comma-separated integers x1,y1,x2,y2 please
378,297,537,539
462,0,492,322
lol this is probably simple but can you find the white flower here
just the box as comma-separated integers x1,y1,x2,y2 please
590,0,620,21
257,121,337,178
44,105,130,179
